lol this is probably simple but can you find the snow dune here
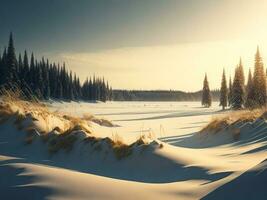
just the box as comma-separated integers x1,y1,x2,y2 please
0,101,266,200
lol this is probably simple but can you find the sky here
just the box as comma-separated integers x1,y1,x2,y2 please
1,0,267,91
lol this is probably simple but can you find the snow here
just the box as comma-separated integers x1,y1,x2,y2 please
0,101,266,200
47,101,222,143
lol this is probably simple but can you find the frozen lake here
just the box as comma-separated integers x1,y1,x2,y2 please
48,101,222,143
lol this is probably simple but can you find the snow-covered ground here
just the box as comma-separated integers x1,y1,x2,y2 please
48,101,222,143
0,100,266,200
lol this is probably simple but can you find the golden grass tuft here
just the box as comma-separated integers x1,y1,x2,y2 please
82,134,150,160
201,108,267,134
83,113,115,127
0,86,161,158
200,117,230,134
112,143,132,160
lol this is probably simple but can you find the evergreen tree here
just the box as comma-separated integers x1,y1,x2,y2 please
28,53,35,89
0,48,7,86
238,58,245,86
219,69,228,110
201,74,212,107
23,50,30,85
6,32,17,83
42,59,50,99
232,66,245,109
109,86,113,100
0,33,112,102
56,65,63,99
17,53,23,87
69,71,74,100
228,76,232,106
252,46,266,107
245,68,254,108
35,61,44,98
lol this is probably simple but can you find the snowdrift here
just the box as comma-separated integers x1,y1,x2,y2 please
0,99,267,199
164,109,267,149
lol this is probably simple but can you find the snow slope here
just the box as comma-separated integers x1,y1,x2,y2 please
0,101,266,200
47,101,222,143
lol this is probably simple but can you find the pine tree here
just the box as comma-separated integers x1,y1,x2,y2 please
42,59,50,99
228,76,232,107
6,32,17,83
69,71,74,100
0,52,2,86
232,66,245,109
17,53,23,87
219,69,228,110
23,50,30,85
252,46,266,107
28,53,35,89
0,48,7,86
245,68,254,108
201,74,212,107
238,58,245,86
0,33,112,101
56,65,63,99
109,86,113,100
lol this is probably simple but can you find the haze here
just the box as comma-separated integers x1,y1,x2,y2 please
1,0,267,91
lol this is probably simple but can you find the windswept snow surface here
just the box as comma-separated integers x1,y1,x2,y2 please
1,101,267,200
48,101,221,143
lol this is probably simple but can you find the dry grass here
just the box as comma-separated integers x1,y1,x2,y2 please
0,87,162,158
83,134,150,160
201,108,267,134
83,114,115,127
48,132,78,153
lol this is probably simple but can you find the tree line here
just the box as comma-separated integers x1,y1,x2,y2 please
0,33,112,102
202,46,267,110
113,89,220,101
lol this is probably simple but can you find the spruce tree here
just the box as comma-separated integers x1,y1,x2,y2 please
238,58,245,86
245,68,254,108
69,71,74,100
29,53,35,89
23,50,30,85
252,46,266,107
219,69,228,110
0,48,7,86
232,66,245,109
228,76,232,107
17,53,23,87
0,33,112,101
43,59,50,99
0,52,2,86
201,74,212,107
6,32,17,83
